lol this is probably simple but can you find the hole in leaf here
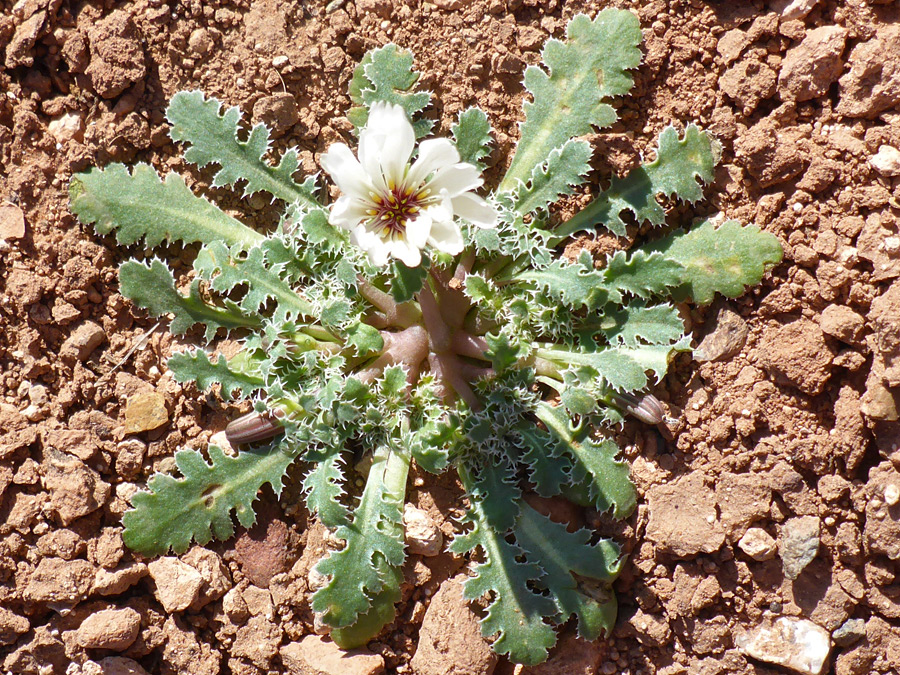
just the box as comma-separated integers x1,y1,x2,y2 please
202,484,222,508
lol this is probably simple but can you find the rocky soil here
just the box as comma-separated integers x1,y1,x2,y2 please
1,0,900,674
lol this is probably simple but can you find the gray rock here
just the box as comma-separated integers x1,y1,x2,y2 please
780,516,820,580
831,618,865,647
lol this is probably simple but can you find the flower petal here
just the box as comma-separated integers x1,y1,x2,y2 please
451,192,498,228
426,216,464,256
320,143,370,199
427,163,483,198
391,236,423,268
407,138,460,187
354,227,391,266
359,102,415,188
404,211,430,250
329,196,369,231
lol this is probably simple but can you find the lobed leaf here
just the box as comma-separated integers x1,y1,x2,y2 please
451,467,557,665
642,219,783,305
119,259,258,342
166,90,320,206
592,302,685,347
558,125,719,238
168,350,264,400
515,505,622,640
513,140,593,217
312,447,409,630
302,447,351,528
348,44,433,138
452,107,493,170
70,164,263,250
520,250,606,310
123,441,299,555
500,10,642,190
534,403,636,517
600,249,686,303
194,241,317,321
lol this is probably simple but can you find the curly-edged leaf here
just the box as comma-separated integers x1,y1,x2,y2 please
535,339,688,392
123,441,298,555
119,259,258,341
312,446,409,629
194,241,316,321
451,464,556,665
600,249,686,303
348,44,432,138
452,107,493,170
558,125,718,238
535,403,635,517
643,219,784,305
389,258,428,302
331,562,403,649
515,505,622,640
513,140,592,217
345,322,384,356
517,424,572,497
166,90,319,206
484,332,530,373
302,446,351,528
500,10,642,190
69,164,263,250
168,350,264,400
593,302,685,347
520,250,607,310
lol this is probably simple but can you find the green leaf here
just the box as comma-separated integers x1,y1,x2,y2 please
594,303,684,347
194,241,316,321
451,464,557,665
166,90,320,207
519,251,606,310
513,140,592,217
452,107,493,170
558,124,719,238
515,505,622,640
643,219,783,305
536,339,686,392
517,424,571,497
123,441,298,555
302,447,350,528
389,259,427,303
535,403,635,517
484,332,529,372
70,164,263,250
500,10,642,191
345,322,384,356
313,446,409,630
119,260,258,341
600,249,685,303
348,44,433,138
168,350,264,400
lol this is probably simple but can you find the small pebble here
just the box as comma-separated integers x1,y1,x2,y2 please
737,617,831,675
884,483,899,506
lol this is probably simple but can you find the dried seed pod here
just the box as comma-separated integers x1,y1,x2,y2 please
225,411,284,444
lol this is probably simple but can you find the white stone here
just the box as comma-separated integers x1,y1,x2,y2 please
776,0,821,20
737,617,831,675
884,483,900,506
871,145,900,177
48,112,85,143
272,55,289,68
403,504,443,557
738,527,778,561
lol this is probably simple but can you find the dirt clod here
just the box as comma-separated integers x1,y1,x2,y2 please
76,608,141,651
411,575,497,675
280,635,386,675
645,473,725,558
123,392,169,434
147,557,204,613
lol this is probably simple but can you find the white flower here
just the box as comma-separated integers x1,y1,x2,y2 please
320,102,498,267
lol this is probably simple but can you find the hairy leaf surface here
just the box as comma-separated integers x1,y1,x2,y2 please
167,90,319,206
501,10,641,190
123,441,298,555
119,260,258,341
644,219,783,304
70,164,263,250
452,107,493,170
168,350,264,400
